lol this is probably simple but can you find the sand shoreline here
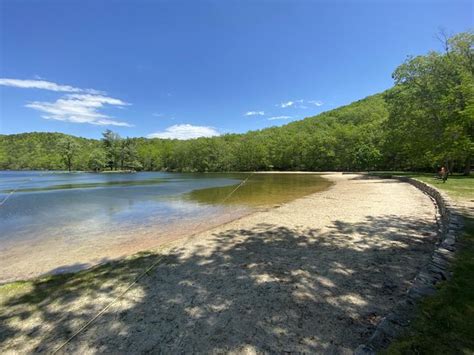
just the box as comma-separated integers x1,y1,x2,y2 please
0,173,439,353
0,172,331,284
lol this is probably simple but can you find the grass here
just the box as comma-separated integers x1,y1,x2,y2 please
415,175,473,201
385,216,474,354
372,172,474,354
370,171,474,201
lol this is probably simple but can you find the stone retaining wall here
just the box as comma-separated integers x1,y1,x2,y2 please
355,176,464,354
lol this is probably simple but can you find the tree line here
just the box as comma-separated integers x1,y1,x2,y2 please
0,32,472,174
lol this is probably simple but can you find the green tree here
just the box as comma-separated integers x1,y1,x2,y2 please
119,138,142,170
384,31,473,174
88,149,107,172
102,129,121,170
58,137,79,172
355,144,382,171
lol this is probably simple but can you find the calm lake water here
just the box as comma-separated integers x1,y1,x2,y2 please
0,171,330,282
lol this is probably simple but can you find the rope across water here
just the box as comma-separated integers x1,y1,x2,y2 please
52,171,255,353
0,176,37,207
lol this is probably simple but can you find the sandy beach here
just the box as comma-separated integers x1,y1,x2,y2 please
0,173,439,353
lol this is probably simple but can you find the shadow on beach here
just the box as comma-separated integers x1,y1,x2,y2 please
0,214,437,353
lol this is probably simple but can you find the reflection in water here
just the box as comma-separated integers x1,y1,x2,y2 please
0,171,329,282
2,178,167,193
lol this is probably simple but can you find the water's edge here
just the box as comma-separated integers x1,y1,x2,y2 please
0,172,333,284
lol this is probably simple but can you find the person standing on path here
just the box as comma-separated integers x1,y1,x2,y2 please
440,166,449,183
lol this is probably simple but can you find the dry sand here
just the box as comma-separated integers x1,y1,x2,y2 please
0,173,438,353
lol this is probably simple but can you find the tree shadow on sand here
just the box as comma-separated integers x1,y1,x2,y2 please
0,214,437,353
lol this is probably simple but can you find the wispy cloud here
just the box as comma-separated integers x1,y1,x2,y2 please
278,101,294,108
278,99,323,109
308,100,324,106
147,124,220,140
1,77,132,126
153,112,175,120
244,111,265,116
26,94,132,126
267,115,293,121
0,78,101,94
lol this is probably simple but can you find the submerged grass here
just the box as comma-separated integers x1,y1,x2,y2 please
186,173,332,207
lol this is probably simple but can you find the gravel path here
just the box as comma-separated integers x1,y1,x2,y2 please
0,173,438,354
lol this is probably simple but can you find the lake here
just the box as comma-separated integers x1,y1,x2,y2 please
0,171,330,282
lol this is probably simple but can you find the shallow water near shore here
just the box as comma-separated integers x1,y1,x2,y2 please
0,171,329,282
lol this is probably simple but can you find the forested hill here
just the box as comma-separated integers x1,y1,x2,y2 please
0,132,98,171
1,32,472,173
0,93,389,172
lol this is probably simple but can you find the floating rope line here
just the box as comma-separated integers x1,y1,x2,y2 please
0,176,37,207
51,255,165,354
220,172,254,203
52,171,255,354
0,171,53,207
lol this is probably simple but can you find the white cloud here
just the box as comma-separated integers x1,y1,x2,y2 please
0,78,101,94
147,124,220,140
308,100,324,106
26,94,132,127
268,115,292,121
279,101,294,108
244,111,265,116
1,77,132,126
278,99,323,108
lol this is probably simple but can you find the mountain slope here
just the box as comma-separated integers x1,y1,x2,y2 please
0,93,388,171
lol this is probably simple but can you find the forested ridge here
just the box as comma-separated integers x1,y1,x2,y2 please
0,94,391,172
1,32,472,174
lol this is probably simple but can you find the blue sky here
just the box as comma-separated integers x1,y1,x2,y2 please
0,0,472,139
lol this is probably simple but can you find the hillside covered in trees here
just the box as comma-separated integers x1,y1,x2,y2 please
0,94,391,172
0,32,472,174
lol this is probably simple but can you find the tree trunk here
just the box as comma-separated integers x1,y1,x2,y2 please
446,159,454,175
464,156,471,176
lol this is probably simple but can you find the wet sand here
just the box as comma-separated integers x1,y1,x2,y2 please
0,206,251,283
0,173,439,353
